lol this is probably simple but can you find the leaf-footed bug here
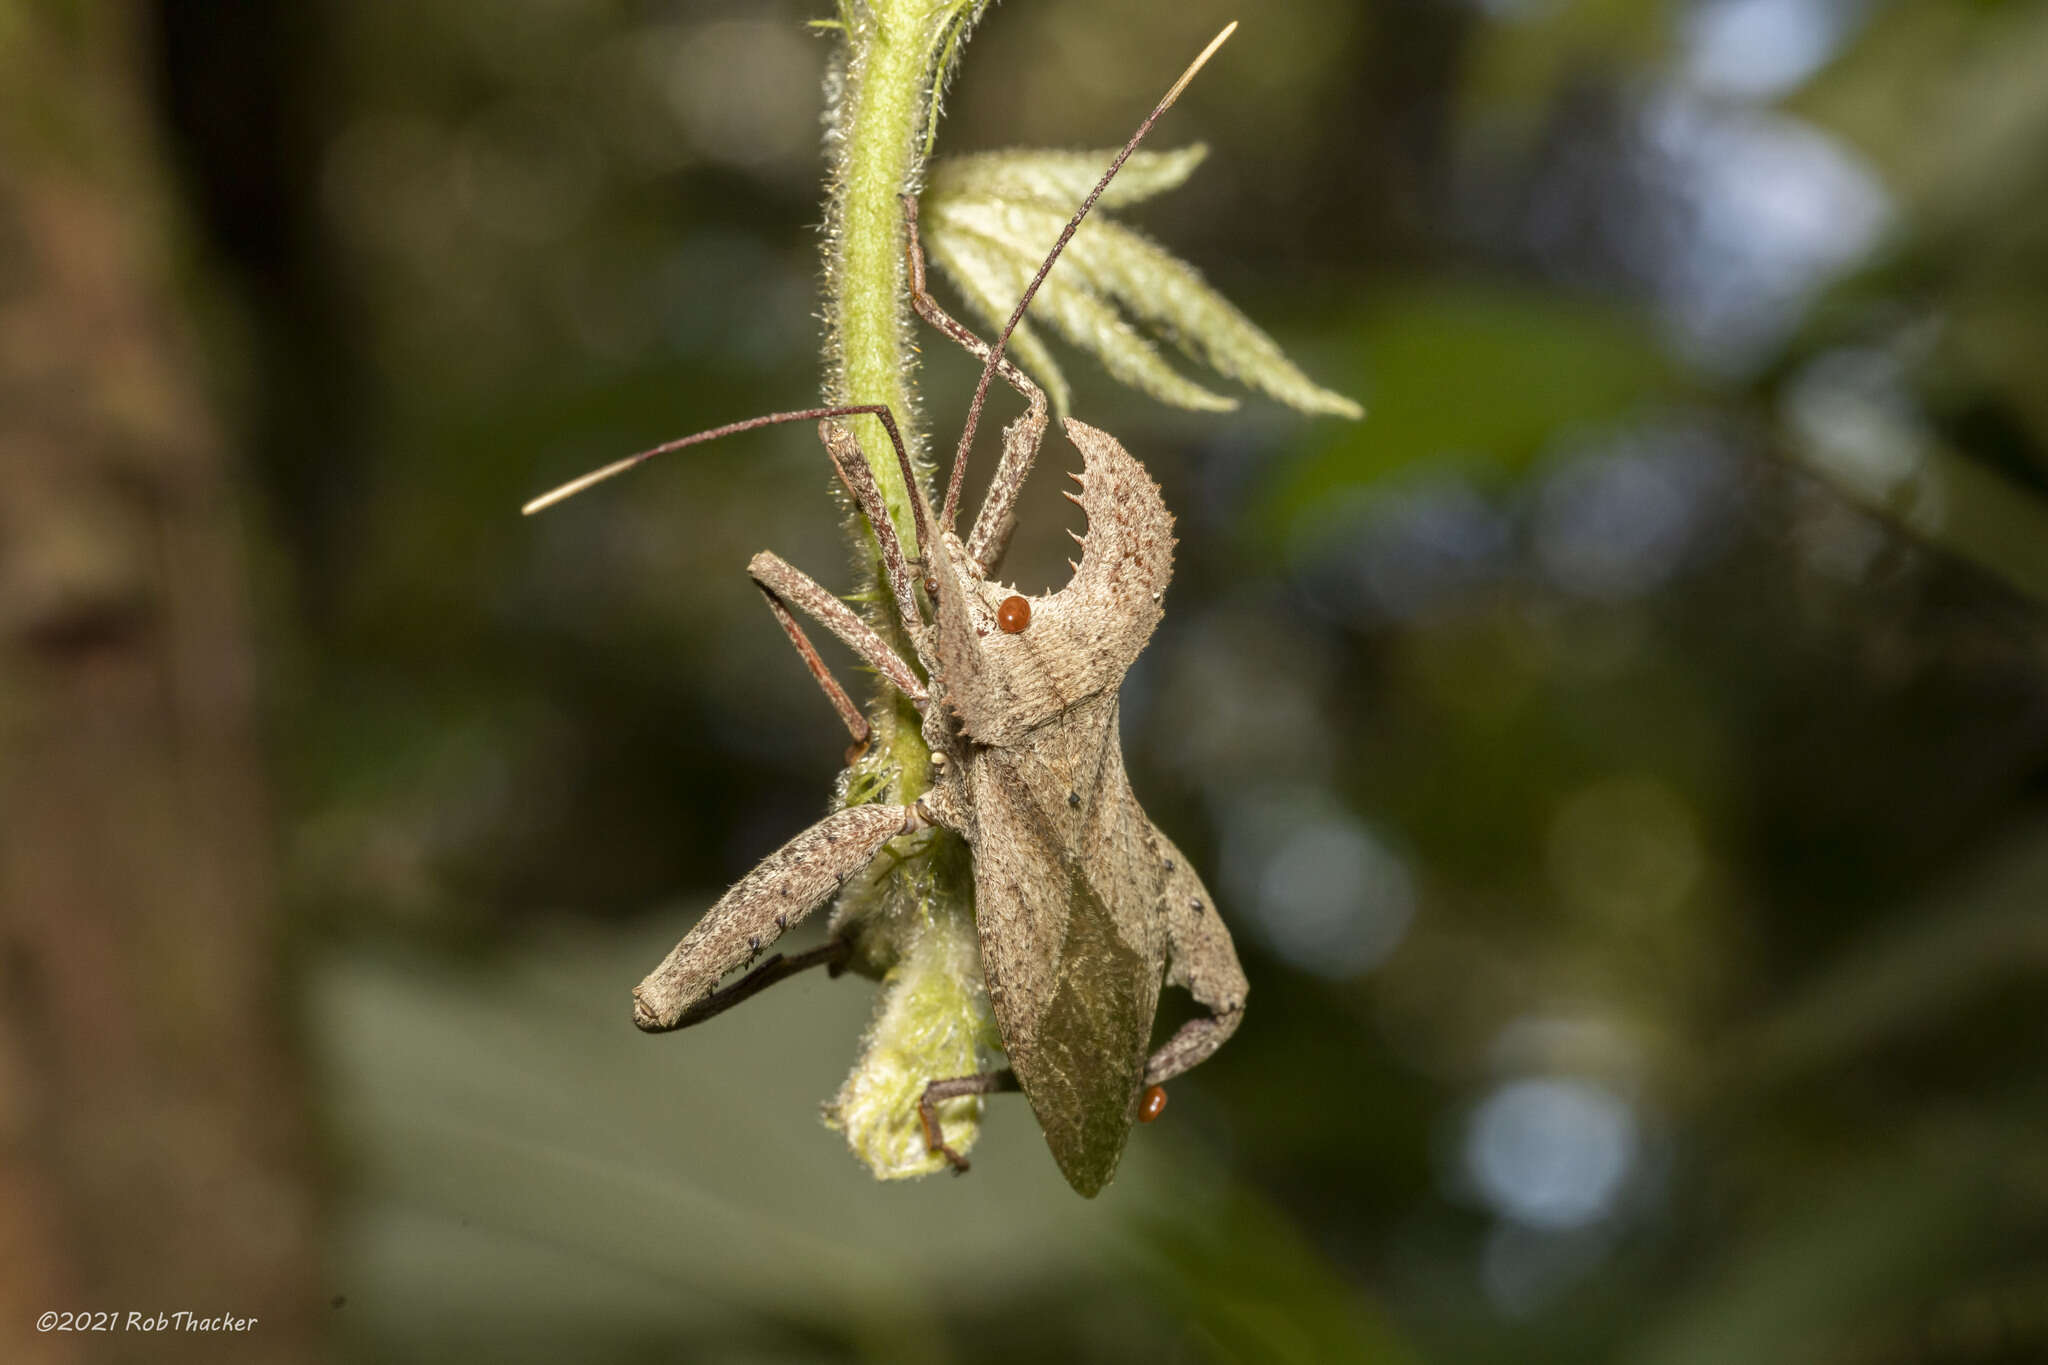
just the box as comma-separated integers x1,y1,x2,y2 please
524,24,1248,1197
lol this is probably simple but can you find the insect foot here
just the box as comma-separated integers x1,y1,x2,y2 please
916,1070,1019,1175
820,830,1006,1180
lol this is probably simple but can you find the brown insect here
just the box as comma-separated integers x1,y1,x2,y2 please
525,26,1246,1197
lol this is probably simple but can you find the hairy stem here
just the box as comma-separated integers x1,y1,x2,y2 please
821,0,997,1180
825,1,982,779
826,1,985,550
830,16,923,551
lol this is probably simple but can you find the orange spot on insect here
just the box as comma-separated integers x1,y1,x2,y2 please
997,595,1031,633
1138,1084,1167,1123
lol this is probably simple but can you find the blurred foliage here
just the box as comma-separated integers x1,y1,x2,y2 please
924,143,1365,417
128,0,2048,1360
1258,282,1677,540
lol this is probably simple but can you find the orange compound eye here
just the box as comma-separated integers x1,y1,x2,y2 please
996,595,1031,633
1138,1084,1167,1123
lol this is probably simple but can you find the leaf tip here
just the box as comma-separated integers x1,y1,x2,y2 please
1307,389,1366,421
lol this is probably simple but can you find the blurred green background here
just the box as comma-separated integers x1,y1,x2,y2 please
7,0,2048,1361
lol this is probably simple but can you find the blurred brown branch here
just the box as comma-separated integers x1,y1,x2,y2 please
0,4,321,1360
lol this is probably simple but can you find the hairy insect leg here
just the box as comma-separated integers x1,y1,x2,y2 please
904,197,1043,412
661,937,851,1031
917,1068,1020,1174
750,551,928,749
1144,835,1249,1087
901,196,1050,571
754,587,868,751
634,801,926,1032
818,420,927,630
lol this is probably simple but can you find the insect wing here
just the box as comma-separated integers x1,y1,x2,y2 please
968,734,1166,1196
1025,862,1154,1194
930,417,1183,1193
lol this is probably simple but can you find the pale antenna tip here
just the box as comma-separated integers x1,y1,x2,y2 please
1164,22,1238,109
520,452,643,516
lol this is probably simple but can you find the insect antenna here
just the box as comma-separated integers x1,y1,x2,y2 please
524,403,927,561
940,20,1238,532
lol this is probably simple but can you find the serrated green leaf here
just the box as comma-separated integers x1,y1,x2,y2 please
1067,215,1365,418
927,205,1238,413
921,224,1074,415
928,144,1210,212
922,146,1362,420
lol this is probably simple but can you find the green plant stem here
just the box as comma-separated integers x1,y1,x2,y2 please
828,1,982,789
820,1,1001,1180
833,13,926,556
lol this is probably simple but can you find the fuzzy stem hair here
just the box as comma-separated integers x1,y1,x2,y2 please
820,0,996,1180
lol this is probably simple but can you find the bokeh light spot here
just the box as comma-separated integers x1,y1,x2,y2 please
1467,1077,1638,1229
1222,789,1416,979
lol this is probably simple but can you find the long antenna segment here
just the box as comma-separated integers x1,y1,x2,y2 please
524,23,1239,541
941,21,1238,528
522,403,916,528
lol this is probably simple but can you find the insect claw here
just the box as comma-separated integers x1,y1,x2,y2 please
918,1093,973,1174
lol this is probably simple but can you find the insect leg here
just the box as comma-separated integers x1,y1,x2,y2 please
818,420,927,631
1144,832,1248,1087
754,585,868,748
750,552,928,742
904,196,1044,411
917,1068,1020,1174
902,196,1050,569
962,401,1051,579
658,937,851,1031
634,801,925,1032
